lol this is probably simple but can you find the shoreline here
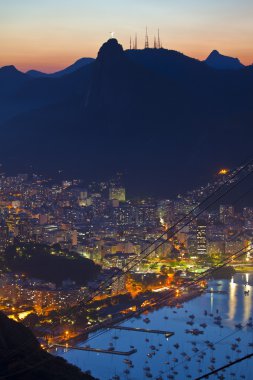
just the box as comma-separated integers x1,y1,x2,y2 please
57,274,253,380
57,288,204,347
234,266,253,273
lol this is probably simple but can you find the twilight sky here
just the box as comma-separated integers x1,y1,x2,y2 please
1,0,253,72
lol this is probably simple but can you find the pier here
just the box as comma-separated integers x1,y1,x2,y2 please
112,326,174,338
54,344,137,356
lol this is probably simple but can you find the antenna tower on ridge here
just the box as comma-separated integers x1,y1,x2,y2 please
134,33,138,49
145,27,149,49
158,29,161,48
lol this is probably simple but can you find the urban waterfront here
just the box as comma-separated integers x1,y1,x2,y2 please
58,273,253,380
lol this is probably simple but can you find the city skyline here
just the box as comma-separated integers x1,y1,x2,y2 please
1,0,253,72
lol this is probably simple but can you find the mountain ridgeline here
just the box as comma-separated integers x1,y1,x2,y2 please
0,39,253,196
26,58,94,78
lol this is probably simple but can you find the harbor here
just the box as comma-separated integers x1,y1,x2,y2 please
56,273,253,380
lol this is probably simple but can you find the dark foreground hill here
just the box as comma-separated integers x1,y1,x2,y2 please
0,312,96,380
1,39,253,196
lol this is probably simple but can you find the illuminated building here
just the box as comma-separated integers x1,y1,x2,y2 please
135,204,158,227
196,221,207,255
207,240,225,258
111,199,119,208
114,204,134,225
109,187,126,202
78,190,88,206
15,220,30,241
111,274,126,295
103,252,136,269
12,200,21,209
79,191,87,200
243,207,253,219
0,223,10,253
187,235,197,256
62,180,72,189
244,219,253,230
220,204,234,223
6,215,19,233
39,214,48,225
71,230,78,247
157,200,174,225
225,239,244,255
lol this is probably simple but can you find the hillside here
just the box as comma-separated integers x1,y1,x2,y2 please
4,243,101,286
0,39,253,196
205,50,244,70
0,312,96,380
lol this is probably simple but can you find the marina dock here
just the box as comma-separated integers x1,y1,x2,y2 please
54,344,137,356
112,326,174,338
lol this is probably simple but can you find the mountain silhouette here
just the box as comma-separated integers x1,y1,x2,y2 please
0,65,29,96
0,39,253,196
26,57,94,78
205,50,244,70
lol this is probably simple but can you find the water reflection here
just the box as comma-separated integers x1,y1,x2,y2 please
210,288,213,313
229,276,237,320
244,273,251,322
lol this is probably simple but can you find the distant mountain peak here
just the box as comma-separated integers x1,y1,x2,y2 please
209,49,220,56
26,69,47,78
26,57,94,78
0,65,19,73
97,38,124,62
205,50,244,70
0,65,27,81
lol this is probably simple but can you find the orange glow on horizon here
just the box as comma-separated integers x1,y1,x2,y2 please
1,42,252,74
1,0,253,73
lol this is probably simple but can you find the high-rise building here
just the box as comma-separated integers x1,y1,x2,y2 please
114,204,133,225
220,205,234,223
109,187,126,202
39,214,48,225
71,230,78,247
243,207,253,220
196,222,207,255
135,204,158,226
79,190,88,200
0,223,10,253
111,273,127,295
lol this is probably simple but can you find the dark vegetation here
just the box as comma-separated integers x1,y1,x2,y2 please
4,243,100,286
210,265,236,279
